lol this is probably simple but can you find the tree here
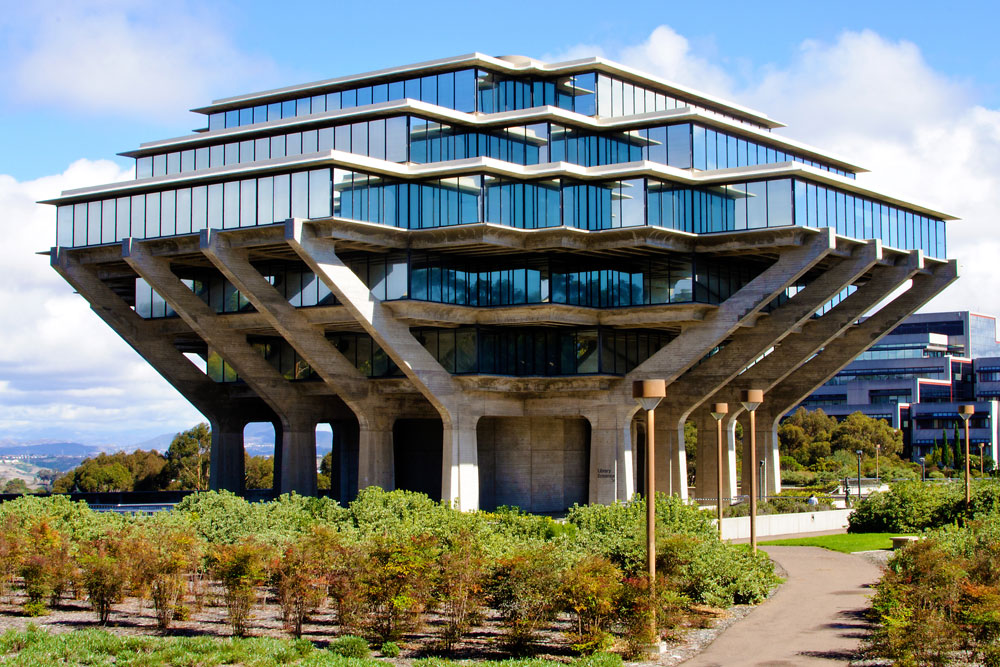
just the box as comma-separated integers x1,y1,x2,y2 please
318,452,333,491
941,430,952,468
53,450,168,493
2,478,30,494
244,455,273,490
166,423,211,490
830,412,902,458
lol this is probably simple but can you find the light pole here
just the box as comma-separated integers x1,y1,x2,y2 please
740,389,763,552
758,460,765,502
980,443,985,476
919,456,926,482
710,403,728,537
960,405,974,509
855,450,863,499
876,444,881,483
633,379,665,642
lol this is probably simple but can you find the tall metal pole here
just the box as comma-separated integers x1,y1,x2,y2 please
633,379,665,646
646,406,656,586
856,450,863,499
711,403,728,539
961,405,974,510
740,390,763,553
749,408,757,551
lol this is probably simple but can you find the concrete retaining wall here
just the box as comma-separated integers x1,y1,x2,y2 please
719,508,853,540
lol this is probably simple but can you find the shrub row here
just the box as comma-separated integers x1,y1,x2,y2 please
0,489,778,657
865,516,1000,665
848,479,1000,533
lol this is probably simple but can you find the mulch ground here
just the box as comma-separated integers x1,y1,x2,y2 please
0,581,751,664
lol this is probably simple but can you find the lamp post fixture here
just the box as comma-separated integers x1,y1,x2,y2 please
740,389,764,552
633,379,665,642
980,443,985,476
855,450,863,499
919,456,926,482
758,460,766,502
960,405,974,509
710,403,728,537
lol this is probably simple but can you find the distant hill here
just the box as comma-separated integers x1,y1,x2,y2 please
0,442,100,457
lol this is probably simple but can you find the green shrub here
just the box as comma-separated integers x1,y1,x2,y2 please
78,537,129,624
207,540,273,636
358,533,438,642
434,529,487,651
566,493,714,574
560,555,622,654
849,481,964,533
272,527,335,638
487,544,566,653
130,523,202,630
328,634,371,658
380,640,400,657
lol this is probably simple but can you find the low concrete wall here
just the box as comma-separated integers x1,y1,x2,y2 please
719,508,853,540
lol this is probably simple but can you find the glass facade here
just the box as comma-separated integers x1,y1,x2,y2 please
209,325,674,382
204,68,766,133
57,168,948,259
137,117,851,179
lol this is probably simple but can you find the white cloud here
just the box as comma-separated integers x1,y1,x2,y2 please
576,26,999,316
1,1,281,120
0,160,203,444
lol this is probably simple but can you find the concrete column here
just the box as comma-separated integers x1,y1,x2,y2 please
276,415,318,496
358,412,394,491
759,412,782,496
693,411,736,503
655,417,688,499
441,411,480,511
588,406,636,504
209,416,246,493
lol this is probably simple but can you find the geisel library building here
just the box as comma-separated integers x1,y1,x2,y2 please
45,54,958,512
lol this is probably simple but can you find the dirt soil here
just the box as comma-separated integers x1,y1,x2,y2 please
0,582,755,664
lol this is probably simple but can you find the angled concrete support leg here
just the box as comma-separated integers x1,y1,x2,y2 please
693,411,737,502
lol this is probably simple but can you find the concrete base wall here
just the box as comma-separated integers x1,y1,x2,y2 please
719,508,853,540
478,417,589,513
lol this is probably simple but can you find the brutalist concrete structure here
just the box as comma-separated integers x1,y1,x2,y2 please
44,54,957,512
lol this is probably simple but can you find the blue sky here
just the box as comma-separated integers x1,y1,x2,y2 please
1,0,999,445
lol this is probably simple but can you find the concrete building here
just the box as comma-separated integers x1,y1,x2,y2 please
803,312,1000,465
44,54,957,511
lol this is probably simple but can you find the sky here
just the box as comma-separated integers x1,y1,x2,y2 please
1,0,999,446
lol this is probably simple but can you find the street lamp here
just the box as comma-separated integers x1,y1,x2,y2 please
740,389,764,552
710,403,728,537
960,405,974,509
919,456,926,482
855,450,863,499
876,444,881,483
980,443,985,476
633,378,665,641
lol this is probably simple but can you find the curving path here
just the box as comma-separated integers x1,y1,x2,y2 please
680,545,883,666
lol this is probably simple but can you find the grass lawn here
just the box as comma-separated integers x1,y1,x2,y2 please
0,627,625,667
759,532,914,553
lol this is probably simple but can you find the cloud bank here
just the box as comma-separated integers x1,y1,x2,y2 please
0,160,203,444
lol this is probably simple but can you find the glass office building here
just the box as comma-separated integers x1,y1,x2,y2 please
47,53,958,511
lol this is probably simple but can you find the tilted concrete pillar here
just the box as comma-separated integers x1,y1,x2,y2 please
626,229,836,391
588,405,637,503
286,221,485,510
122,238,327,495
209,415,247,493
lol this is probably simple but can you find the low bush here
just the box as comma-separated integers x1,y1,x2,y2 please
380,640,401,657
328,635,371,659
208,540,273,636
847,480,1000,533
865,516,1000,665
78,536,129,624
358,533,438,643
487,544,567,653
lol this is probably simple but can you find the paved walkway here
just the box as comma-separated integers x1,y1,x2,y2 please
680,545,883,666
